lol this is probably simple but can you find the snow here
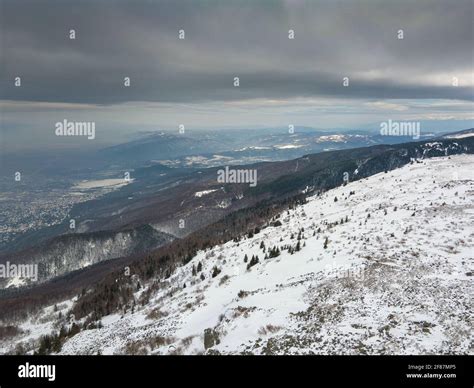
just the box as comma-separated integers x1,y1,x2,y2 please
274,144,304,149
316,134,348,143
236,146,272,151
1,155,472,355
5,276,27,288
194,189,218,198
444,133,474,139
73,179,132,190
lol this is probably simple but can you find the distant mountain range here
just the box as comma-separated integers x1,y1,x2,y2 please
99,127,438,168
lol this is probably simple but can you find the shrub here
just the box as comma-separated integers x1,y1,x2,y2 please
219,275,230,286
211,266,221,278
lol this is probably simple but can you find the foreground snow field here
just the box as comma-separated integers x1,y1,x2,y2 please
2,155,473,355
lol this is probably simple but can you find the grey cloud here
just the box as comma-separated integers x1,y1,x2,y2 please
0,0,473,104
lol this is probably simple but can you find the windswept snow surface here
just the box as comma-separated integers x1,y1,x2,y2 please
194,189,219,198
2,155,473,355
445,133,474,140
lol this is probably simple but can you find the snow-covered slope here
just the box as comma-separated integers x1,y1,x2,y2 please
3,155,473,355
0,225,174,288
442,129,474,140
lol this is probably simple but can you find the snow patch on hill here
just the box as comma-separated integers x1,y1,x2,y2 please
194,189,218,198
2,155,473,355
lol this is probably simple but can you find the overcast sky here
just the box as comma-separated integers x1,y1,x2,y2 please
1,0,473,149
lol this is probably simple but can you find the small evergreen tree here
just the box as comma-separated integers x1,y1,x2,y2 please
247,255,259,270
323,237,329,249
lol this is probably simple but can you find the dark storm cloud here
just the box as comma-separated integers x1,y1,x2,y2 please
1,0,473,104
